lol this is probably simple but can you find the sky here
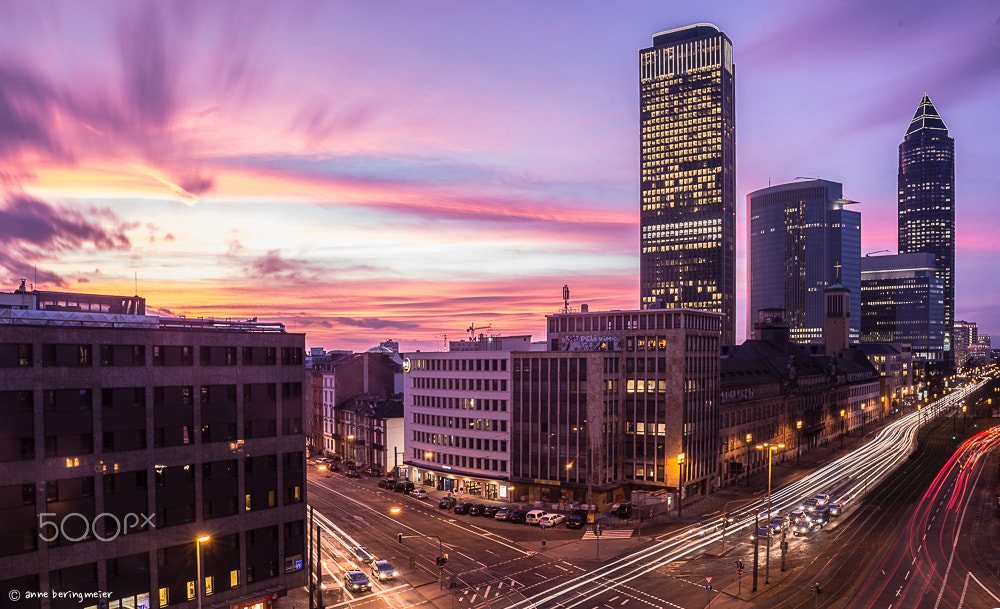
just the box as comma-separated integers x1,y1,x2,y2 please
1,0,998,352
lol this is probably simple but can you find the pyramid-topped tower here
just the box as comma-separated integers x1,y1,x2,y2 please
898,94,955,368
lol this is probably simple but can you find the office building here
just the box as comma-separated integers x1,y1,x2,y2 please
748,179,861,345
860,253,944,365
898,94,955,360
547,308,722,499
953,320,977,369
639,24,736,344
0,287,306,609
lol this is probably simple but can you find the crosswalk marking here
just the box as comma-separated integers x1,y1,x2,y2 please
581,528,633,539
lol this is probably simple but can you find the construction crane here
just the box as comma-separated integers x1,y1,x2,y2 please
467,323,494,340
865,249,891,257
436,334,448,348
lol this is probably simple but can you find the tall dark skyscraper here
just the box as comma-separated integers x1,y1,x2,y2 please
639,24,736,345
748,179,861,346
898,94,954,361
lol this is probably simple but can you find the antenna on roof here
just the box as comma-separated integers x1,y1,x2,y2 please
562,284,570,313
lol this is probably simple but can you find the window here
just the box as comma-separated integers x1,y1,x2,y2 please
230,569,239,587
159,588,168,608
187,581,196,601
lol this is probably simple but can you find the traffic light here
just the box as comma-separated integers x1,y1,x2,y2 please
435,556,448,566
812,583,821,594
397,532,403,543
737,559,744,570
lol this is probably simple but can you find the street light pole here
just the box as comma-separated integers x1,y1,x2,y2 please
796,421,802,466
677,453,685,518
840,410,846,448
196,535,210,609
756,443,784,585
745,434,752,487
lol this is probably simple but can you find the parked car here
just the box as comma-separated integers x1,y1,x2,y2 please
345,469,360,478
377,478,392,489
439,496,456,510
467,503,484,516
364,466,382,476
371,560,397,582
481,505,499,517
508,510,526,524
525,509,548,525
453,502,470,515
538,513,566,527
409,488,429,499
394,481,415,494
343,570,371,593
828,502,842,516
494,508,511,521
813,493,830,507
349,546,376,567
566,509,588,529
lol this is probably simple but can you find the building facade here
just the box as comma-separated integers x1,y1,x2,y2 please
401,351,515,502
0,289,306,609
639,24,736,344
547,308,722,500
860,253,944,366
748,179,861,345
898,94,955,361
953,320,977,370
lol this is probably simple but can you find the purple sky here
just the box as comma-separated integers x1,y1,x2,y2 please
1,0,998,351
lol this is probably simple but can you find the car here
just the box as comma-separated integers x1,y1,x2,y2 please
802,498,819,512
439,496,456,510
371,560,397,582
364,466,382,476
525,509,548,525
810,506,831,526
828,502,842,516
345,469,360,478
612,502,632,519
788,509,806,523
453,502,470,515
343,570,371,593
494,508,511,521
481,505,499,517
792,519,818,536
467,503,484,516
538,513,566,527
394,481,415,494
813,493,830,507
769,516,787,533
507,510,526,524
377,478,392,489
409,488,428,499
749,525,772,542
566,509,588,529
349,546,376,567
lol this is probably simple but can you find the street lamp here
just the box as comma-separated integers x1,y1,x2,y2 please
796,421,803,466
677,453,685,518
745,434,752,487
196,535,210,609
346,434,355,463
840,410,846,448
755,443,784,585
962,404,967,432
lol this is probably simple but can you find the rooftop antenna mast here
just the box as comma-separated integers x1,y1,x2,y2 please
562,284,570,313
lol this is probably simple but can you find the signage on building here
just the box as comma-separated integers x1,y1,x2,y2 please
721,387,754,403
403,357,411,372
559,335,621,352
230,592,280,609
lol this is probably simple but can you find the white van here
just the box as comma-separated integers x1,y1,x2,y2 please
525,509,548,525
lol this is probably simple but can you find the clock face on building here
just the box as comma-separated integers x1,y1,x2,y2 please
403,357,411,372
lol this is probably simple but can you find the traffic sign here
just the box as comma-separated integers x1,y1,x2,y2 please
705,576,713,584
737,569,743,576
540,524,546,530
706,585,713,591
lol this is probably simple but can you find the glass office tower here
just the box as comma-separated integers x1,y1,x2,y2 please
748,179,861,345
898,94,954,360
639,23,736,345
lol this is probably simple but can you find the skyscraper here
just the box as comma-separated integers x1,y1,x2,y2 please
639,24,736,345
860,253,944,364
898,94,955,361
747,179,861,345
